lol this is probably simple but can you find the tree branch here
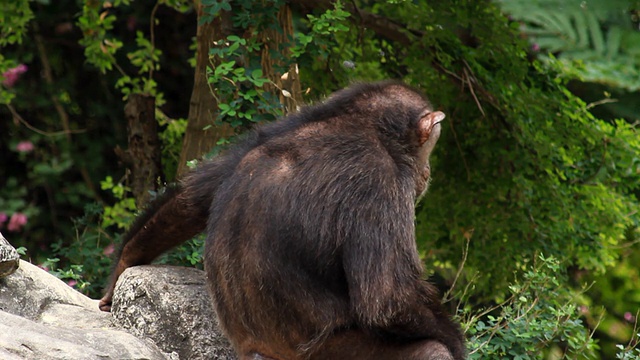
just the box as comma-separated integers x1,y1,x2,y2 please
291,0,417,46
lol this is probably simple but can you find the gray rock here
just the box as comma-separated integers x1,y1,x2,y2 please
0,260,96,320
0,232,19,278
1,257,234,359
0,310,169,360
112,265,237,360
38,303,112,329
0,259,173,360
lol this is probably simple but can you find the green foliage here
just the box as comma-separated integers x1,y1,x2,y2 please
294,2,359,93
78,0,175,103
200,0,231,25
202,0,352,133
0,131,97,255
157,112,187,181
0,0,191,283
205,0,287,129
0,176,39,230
207,44,272,126
157,234,205,268
0,0,33,46
77,2,123,74
581,236,640,358
42,258,90,293
160,0,191,13
100,176,136,230
616,337,640,360
493,1,640,353
380,2,640,309
44,203,116,298
114,31,164,103
464,255,597,359
291,1,350,59
0,0,33,104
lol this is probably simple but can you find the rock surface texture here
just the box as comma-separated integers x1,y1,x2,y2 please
0,310,170,360
0,245,236,360
112,265,236,360
0,232,19,278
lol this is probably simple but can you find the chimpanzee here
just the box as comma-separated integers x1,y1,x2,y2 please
99,80,465,360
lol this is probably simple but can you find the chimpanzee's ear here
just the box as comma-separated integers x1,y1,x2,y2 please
417,111,445,145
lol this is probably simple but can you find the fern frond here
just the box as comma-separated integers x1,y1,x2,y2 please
585,11,605,54
497,0,640,90
605,27,623,59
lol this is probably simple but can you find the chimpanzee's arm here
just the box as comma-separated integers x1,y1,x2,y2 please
341,177,465,360
99,157,234,311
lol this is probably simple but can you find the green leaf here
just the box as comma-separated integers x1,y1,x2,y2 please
585,12,605,54
251,69,263,79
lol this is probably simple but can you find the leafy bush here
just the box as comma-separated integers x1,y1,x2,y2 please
464,255,597,359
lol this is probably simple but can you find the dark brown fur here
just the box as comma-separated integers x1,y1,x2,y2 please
100,81,465,360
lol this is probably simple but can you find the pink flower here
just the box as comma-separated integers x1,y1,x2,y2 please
15,140,34,153
103,243,116,256
531,43,540,52
67,280,77,287
2,64,28,88
7,212,28,232
624,312,635,323
37,264,49,272
0,212,7,225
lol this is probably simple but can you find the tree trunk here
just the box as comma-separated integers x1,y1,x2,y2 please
176,3,235,176
177,2,302,176
115,94,162,208
259,4,303,113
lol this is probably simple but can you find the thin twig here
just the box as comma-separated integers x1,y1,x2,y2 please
443,231,472,303
447,114,472,181
462,61,485,117
586,98,618,110
33,25,73,141
579,308,605,356
624,309,640,350
6,104,86,137
112,58,128,78
611,237,640,250
29,23,101,203
149,2,160,81
434,62,464,82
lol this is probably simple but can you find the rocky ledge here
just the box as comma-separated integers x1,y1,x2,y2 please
0,233,236,360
